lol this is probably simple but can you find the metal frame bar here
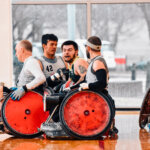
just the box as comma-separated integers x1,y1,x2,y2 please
12,0,150,5
12,0,150,38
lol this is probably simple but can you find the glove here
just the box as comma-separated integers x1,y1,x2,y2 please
79,83,89,90
51,72,62,81
60,68,69,80
10,87,25,101
57,68,69,81
63,87,70,92
10,87,17,91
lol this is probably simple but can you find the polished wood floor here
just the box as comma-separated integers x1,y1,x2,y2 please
0,111,150,150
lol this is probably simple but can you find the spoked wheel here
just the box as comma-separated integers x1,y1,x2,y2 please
1,91,49,138
59,90,113,139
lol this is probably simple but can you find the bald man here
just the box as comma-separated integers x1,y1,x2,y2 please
1,40,46,101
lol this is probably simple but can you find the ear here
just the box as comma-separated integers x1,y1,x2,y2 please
21,47,25,53
75,50,78,56
42,44,46,50
87,46,91,51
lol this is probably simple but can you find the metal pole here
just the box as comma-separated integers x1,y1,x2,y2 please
67,4,76,40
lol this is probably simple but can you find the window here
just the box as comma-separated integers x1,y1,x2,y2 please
12,1,150,108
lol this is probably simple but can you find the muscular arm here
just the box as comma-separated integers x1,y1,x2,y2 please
89,60,107,91
93,60,105,71
25,58,46,90
74,58,88,85
88,69,107,91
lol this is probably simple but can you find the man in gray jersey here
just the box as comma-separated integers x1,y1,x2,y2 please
1,40,46,101
80,36,109,92
79,36,118,134
38,34,66,88
0,40,46,130
80,36,114,106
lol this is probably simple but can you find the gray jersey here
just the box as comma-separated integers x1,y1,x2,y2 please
86,56,109,88
17,56,35,87
38,56,66,78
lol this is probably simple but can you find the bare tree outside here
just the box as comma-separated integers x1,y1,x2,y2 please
92,4,144,52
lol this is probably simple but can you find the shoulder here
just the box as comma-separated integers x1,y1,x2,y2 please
26,57,37,64
36,56,43,61
57,56,68,68
75,58,88,67
25,57,42,68
93,59,105,71
56,56,65,63
56,55,62,60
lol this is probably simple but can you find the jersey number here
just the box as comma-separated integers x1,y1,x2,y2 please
46,65,53,72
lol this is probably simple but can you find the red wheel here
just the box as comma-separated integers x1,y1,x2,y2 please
1,91,49,138
139,89,150,129
59,90,113,139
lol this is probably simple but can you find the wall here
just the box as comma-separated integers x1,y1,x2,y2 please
0,0,13,87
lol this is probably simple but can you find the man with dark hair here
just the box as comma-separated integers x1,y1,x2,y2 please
41,40,88,132
38,34,66,88
44,40,88,122
79,36,118,133
61,40,88,89
80,36,109,93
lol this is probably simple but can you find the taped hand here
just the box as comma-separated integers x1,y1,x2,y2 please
10,87,25,101
79,83,89,90
57,68,69,81
10,87,17,91
63,87,70,92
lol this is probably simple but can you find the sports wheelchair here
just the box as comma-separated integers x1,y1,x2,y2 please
1,87,117,139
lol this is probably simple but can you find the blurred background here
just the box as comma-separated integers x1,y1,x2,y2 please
10,0,150,108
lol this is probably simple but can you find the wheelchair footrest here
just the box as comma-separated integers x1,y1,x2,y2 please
40,122,69,137
45,130,68,137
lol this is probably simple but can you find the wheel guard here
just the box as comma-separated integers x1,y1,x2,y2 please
62,91,111,136
2,91,49,136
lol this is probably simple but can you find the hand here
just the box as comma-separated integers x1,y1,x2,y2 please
63,87,70,92
10,87,17,91
57,68,64,77
80,83,89,90
10,87,25,101
57,68,69,81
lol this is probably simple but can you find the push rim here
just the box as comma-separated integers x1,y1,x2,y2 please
2,91,49,138
60,90,113,139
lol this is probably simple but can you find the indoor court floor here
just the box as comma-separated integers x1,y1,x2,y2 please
0,111,150,150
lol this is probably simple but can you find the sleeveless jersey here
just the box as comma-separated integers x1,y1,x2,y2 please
38,56,66,78
86,56,109,89
17,56,35,87
68,57,80,83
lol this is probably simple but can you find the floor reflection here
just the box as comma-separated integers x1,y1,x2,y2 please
0,136,118,150
139,129,150,150
1,113,144,150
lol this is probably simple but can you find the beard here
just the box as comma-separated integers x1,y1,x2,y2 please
65,54,76,63
86,50,90,59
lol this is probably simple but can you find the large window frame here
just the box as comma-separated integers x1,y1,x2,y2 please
12,0,150,38
12,0,150,109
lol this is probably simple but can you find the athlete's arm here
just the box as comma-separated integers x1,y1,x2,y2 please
88,69,107,90
93,60,105,71
74,58,88,85
25,58,46,90
89,60,107,90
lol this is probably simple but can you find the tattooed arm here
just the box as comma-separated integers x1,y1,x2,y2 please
74,58,89,85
